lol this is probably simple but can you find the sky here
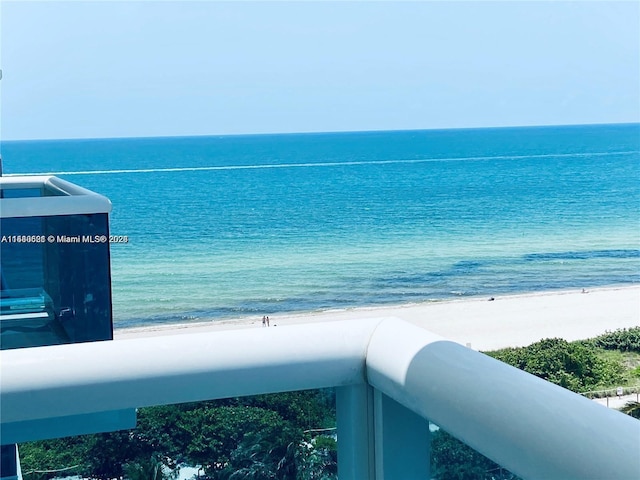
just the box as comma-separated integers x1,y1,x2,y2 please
0,1,638,141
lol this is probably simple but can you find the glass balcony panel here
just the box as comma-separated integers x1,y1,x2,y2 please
430,423,521,480
1,177,113,350
16,390,338,480
2,188,44,199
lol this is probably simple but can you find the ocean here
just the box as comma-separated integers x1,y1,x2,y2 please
2,124,639,328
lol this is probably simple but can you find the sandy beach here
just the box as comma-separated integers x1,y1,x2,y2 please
115,285,640,351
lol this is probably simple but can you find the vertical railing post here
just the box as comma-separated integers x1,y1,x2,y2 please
372,389,430,479
336,384,376,480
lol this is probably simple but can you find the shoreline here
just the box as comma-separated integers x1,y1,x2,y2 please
114,285,640,351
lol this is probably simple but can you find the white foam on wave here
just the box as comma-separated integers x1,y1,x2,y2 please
8,150,638,176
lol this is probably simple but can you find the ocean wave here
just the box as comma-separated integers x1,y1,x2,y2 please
9,150,639,176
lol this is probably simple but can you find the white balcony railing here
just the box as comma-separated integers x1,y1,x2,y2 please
1,317,639,479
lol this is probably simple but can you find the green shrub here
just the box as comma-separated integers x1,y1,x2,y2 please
591,327,640,353
487,338,624,392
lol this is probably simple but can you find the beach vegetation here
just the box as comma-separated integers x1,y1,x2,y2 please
589,349,640,386
620,401,640,419
486,338,625,392
588,326,640,353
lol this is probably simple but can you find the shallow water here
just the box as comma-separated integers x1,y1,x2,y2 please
3,124,639,327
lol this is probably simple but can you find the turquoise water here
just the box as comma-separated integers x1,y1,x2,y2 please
2,124,639,327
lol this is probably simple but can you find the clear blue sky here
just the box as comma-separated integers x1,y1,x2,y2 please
1,1,638,140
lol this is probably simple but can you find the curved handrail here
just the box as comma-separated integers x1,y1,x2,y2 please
366,319,640,480
2,317,639,479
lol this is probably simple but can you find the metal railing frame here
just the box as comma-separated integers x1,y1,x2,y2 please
1,317,639,479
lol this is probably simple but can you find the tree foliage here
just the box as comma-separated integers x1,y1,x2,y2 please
430,429,520,480
179,405,298,478
486,338,624,392
124,454,178,480
18,390,336,480
295,435,337,480
19,437,86,480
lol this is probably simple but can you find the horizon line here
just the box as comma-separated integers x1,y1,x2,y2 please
2,121,638,143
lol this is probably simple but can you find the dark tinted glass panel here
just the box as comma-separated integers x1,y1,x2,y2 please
0,213,113,349
1,188,43,198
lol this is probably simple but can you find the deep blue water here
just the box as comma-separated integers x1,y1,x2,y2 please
2,124,639,327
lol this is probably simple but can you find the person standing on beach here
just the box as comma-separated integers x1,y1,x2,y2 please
262,316,266,327
266,316,270,327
